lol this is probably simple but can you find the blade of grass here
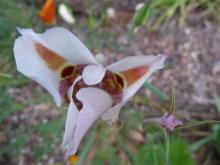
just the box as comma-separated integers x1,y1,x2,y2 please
214,96,220,115
162,129,170,165
169,86,176,114
176,120,220,130
132,0,152,27
190,134,215,152
116,134,139,164
76,130,96,165
144,82,168,101
0,73,13,85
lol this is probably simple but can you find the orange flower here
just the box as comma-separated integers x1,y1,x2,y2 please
68,155,78,164
39,0,56,24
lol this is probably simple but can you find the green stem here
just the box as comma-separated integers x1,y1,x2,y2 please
190,134,215,152
169,86,176,115
163,130,170,165
116,134,138,164
76,131,96,165
144,82,168,101
176,120,220,130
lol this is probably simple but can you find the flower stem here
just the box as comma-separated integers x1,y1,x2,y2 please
168,85,176,115
163,129,170,165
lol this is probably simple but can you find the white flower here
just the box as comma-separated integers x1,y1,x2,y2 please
106,7,116,19
135,3,145,11
58,3,75,24
13,27,167,159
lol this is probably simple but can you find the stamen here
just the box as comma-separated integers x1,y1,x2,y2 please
113,73,125,89
71,69,124,110
59,65,87,104
72,80,87,110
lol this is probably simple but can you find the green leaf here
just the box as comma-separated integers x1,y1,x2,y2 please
0,0,32,74
1,135,27,156
0,73,13,85
87,15,97,29
116,134,139,164
190,134,215,152
214,96,220,115
144,82,168,101
76,130,96,165
32,114,65,161
169,86,176,114
0,87,51,123
132,0,152,27
0,73,11,78
163,130,170,163
34,112,66,138
177,120,220,130
212,124,220,154
137,142,165,165
169,137,194,165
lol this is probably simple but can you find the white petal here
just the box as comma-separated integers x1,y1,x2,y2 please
107,54,160,72
102,101,126,124
103,54,167,122
13,35,62,106
17,27,96,65
62,76,82,153
62,100,79,150
122,54,167,100
66,87,112,158
82,64,106,85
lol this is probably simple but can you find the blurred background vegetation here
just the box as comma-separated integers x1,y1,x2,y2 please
0,0,220,164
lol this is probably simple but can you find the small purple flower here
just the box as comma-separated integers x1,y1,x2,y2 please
160,113,183,131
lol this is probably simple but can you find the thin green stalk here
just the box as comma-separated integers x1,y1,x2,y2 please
176,120,220,130
144,82,168,101
76,131,96,165
116,134,139,165
168,86,176,115
190,134,215,152
163,129,170,165
0,73,12,78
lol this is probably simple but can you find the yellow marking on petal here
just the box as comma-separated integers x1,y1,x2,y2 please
120,65,149,86
58,64,76,79
68,155,78,164
35,42,67,71
39,0,56,24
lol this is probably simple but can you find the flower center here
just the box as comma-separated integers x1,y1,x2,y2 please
59,64,86,102
59,65,124,110
61,65,75,78
72,70,124,110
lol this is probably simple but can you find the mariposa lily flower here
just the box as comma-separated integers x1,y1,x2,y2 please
39,0,56,24
13,27,167,159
